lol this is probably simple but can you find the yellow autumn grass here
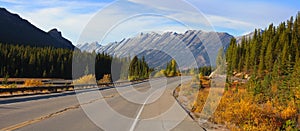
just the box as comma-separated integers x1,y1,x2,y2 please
24,79,44,87
73,74,97,85
191,84,300,130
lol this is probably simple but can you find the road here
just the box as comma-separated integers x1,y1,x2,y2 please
0,77,204,131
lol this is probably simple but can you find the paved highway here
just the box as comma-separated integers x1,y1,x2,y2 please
0,77,204,131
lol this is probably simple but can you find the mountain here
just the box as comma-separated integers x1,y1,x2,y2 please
79,30,233,68
0,8,74,49
77,42,101,52
236,29,264,44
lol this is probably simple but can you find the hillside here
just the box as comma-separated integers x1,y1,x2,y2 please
0,8,74,49
193,12,300,130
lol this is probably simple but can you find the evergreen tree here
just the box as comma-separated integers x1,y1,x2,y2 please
128,56,151,80
224,12,300,102
0,43,118,79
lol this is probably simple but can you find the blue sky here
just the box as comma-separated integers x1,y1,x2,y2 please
0,0,299,45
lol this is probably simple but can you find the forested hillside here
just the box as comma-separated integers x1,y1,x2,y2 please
207,12,300,130
226,12,300,90
0,43,153,81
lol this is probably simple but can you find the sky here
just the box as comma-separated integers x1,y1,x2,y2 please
0,0,299,45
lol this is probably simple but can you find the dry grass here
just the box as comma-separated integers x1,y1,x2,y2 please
73,74,97,85
0,84,17,88
177,76,300,130
192,83,300,130
24,80,44,87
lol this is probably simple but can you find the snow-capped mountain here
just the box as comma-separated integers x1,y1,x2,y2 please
77,30,234,68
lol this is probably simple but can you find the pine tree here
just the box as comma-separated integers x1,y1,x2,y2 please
224,13,300,104
128,56,150,80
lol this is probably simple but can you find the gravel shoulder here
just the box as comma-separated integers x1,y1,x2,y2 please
174,81,229,131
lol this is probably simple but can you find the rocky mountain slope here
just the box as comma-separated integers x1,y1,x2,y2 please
78,30,233,68
77,42,101,53
0,8,74,49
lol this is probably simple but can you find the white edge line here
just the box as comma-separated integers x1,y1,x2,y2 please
129,87,164,131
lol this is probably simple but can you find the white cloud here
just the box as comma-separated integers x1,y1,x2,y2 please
206,15,255,30
186,0,299,30
21,7,96,44
2,0,298,45
100,16,191,44
78,0,219,45
2,0,110,44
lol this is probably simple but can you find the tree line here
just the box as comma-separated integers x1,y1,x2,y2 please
211,12,300,130
0,44,115,79
224,11,300,126
226,12,300,91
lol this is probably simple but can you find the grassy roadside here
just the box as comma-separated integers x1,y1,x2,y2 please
176,76,300,130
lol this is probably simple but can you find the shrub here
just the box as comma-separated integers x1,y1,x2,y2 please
98,74,112,83
24,80,44,87
190,80,300,130
0,83,17,88
73,74,96,85
153,70,166,78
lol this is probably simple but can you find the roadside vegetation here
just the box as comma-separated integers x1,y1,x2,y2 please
128,56,151,81
190,79,300,130
23,79,44,86
98,74,112,83
0,84,17,88
185,13,300,130
72,74,97,85
0,76,45,88
153,59,181,77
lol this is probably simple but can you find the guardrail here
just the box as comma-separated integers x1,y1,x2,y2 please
0,79,149,97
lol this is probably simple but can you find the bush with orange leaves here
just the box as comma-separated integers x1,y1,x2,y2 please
191,81,300,130
98,74,112,84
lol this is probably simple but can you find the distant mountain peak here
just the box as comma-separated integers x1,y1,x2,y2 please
48,28,62,38
184,30,201,34
77,41,101,52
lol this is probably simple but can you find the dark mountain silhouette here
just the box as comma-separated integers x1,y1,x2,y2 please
0,7,74,49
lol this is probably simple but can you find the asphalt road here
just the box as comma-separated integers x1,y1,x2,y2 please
0,77,204,131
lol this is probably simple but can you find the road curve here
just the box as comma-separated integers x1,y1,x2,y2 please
0,77,204,131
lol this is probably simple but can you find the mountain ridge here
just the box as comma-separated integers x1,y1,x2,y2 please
78,30,233,68
0,7,75,49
